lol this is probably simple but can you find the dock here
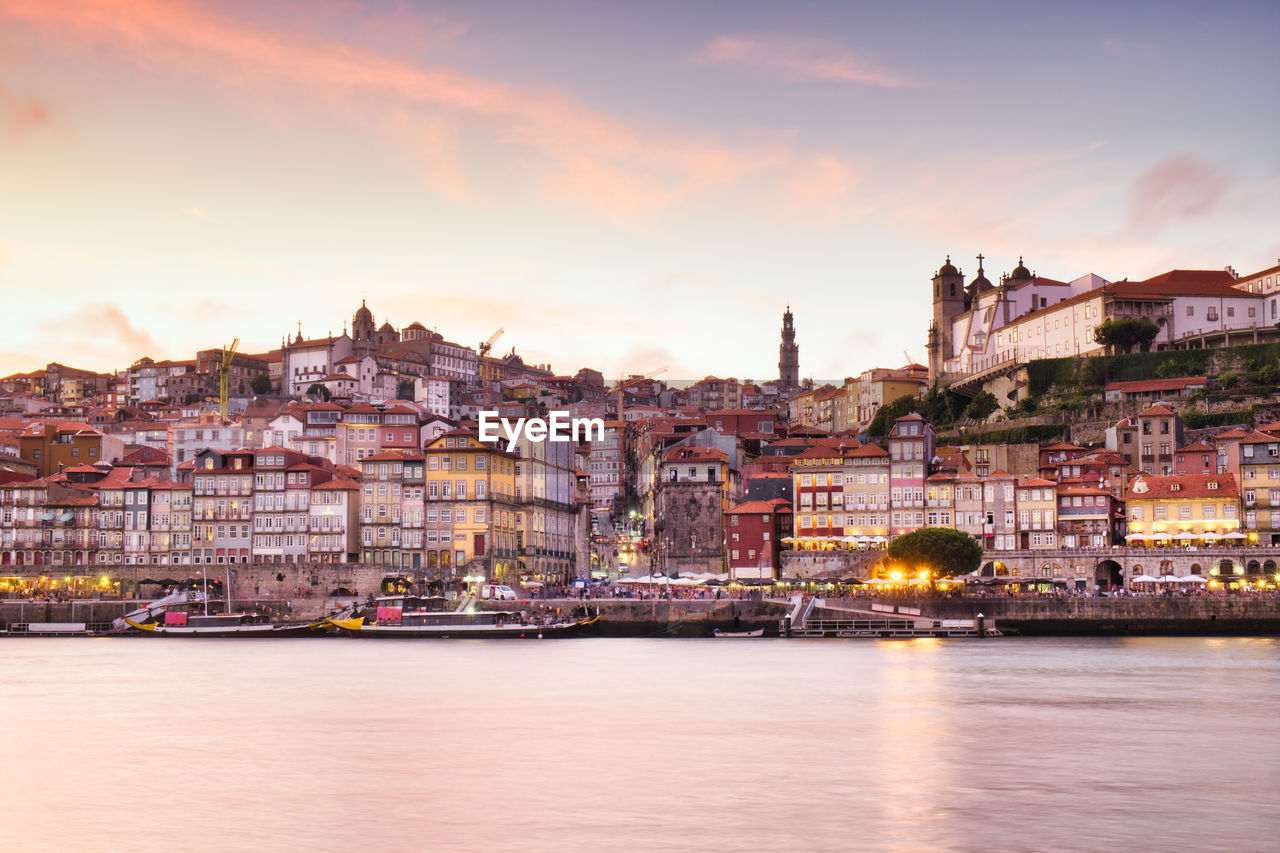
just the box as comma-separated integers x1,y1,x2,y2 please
782,597,1000,639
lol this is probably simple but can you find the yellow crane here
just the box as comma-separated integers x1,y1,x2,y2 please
478,327,505,358
218,337,239,418
609,367,667,421
479,328,505,407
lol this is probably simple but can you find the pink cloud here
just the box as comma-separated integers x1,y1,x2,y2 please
693,34,912,88
0,0,866,226
1128,154,1231,234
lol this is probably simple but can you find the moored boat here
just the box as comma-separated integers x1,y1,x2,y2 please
325,594,596,638
712,628,765,638
122,613,321,638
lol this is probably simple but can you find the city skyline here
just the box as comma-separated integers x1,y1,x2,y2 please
1,0,1277,380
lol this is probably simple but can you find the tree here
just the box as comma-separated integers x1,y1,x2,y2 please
1093,317,1160,354
887,527,983,578
867,394,920,438
251,374,272,395
964,391,998,421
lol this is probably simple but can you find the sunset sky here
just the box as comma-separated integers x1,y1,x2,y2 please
1,0,1277,383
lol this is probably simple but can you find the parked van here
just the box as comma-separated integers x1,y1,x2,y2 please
479,584,518,601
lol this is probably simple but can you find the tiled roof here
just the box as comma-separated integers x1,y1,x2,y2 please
1125,473,1238,500
1106,377,1207,393
727,499,792,514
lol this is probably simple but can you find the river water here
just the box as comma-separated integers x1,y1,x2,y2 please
2,636,1277,852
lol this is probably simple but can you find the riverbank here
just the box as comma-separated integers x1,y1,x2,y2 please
4,595,1280,637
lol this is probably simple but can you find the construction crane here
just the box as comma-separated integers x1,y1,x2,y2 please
218,337,239,419
478,328,505,407
478,327,504,358
609,367,667,421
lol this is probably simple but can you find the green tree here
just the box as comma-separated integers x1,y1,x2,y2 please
887,527,983,578
1017,395,1039,415
1093,317,1160,354
1155,359,1180,379
251,374,272,395
868,394,920,438
964,390,998,421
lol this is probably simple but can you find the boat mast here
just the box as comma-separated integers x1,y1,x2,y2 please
226,568,232,613
202,565,209,616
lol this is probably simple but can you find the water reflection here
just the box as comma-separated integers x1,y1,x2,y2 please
1,637,1276,852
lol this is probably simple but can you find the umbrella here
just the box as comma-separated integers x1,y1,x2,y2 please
138,578,160,585
1224,531,1247,540
1172,532,1197,541
1178,574,1208,583
1157,574,1181,583
1125,532,1150,541
1130,574,1160,583
870,535,888,543
1200,532,1222,541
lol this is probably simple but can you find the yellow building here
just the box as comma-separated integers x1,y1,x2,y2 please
1123,473,1241,544
1016,477,1058,549
423,428,519,583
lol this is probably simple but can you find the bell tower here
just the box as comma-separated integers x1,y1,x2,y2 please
778,306,799,391
927,255,965,382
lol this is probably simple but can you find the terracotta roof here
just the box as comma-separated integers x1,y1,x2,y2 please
1138,403,1177,417
1177,442,1215,453
663,446,726,463
312,478,359,491
1106,377,1207,393
847,444,890,458
1236,430,1278,446
1018,477,1058,488
727,499,792,514
1125,473,1239,500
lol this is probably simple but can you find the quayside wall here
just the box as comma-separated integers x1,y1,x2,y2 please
818,596,1280,636
4,595,1279,637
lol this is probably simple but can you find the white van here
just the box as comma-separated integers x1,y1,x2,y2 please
479,584,518,601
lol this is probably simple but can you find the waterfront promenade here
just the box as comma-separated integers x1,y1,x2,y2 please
4,592,1279,637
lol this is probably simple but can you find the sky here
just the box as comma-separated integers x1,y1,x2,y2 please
1,0,1277,384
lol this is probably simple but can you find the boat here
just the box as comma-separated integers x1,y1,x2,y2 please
325,594,597,639
712,628,765,638
122,613,321,638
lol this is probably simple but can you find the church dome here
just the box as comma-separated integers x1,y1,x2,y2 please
354,300,373,323
969,254,993,293
1009,256,1032,281
405,321,426,331
379,321,395,333
937,255,959,277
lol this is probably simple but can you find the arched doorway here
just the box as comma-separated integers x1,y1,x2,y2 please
1096,559,1123,589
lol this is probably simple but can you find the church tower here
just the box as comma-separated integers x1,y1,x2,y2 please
778,306,799,391
927,256,965,383
352,300,376,354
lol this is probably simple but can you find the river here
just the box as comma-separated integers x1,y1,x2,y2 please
2,636,1276,852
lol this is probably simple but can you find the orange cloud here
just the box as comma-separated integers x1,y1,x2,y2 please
0,0,860,226
693,34,912,88
0,83,51,138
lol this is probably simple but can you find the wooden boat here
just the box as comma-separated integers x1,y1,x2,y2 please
122,614,321,638
325,598,597,639
712,628,765,638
